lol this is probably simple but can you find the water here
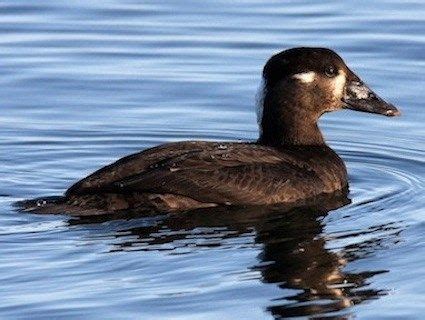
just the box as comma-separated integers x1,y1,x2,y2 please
0,0,424,319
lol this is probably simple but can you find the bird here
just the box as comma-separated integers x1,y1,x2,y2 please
18,47,400,216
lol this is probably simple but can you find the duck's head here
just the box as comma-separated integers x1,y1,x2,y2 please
258,47,400,146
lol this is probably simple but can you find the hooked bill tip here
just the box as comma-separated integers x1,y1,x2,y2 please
385,107,401,117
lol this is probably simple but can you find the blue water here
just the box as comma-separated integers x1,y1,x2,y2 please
1,1,424,319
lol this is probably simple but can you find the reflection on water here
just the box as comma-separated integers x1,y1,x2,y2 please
68,193,395,319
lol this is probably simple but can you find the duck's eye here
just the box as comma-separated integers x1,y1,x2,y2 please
324,65,337,78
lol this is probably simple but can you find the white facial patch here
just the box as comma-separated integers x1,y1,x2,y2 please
333,72,346,97
292,71,316,83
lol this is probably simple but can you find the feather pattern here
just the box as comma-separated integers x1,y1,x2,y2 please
62,141,347,213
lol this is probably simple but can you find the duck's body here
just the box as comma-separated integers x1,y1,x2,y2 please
19,47,399,216
61,141,347,214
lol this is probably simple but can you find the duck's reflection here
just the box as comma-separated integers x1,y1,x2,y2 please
69,193,388,319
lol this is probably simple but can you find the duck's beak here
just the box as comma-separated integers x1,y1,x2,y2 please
342,78,401,117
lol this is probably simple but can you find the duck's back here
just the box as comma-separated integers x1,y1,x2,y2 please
25,141,348,215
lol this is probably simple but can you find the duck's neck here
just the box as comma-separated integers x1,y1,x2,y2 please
258,88,325,147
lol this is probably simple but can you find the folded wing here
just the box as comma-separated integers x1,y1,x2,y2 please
66,141,321,205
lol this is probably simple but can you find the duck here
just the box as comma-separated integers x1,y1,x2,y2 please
20,47,400,216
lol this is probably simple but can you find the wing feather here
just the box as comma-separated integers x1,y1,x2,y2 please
66,141,322,205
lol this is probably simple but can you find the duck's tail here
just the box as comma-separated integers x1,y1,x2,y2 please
14,195,113,216
15,196,68,214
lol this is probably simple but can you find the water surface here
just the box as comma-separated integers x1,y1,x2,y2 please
0,1,424,319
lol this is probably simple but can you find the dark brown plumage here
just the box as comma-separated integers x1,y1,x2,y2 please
18,47,400,216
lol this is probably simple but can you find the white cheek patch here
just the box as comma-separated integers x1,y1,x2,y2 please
292,71,316,83
333,73,346,97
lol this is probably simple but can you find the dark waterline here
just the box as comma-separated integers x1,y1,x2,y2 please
0,1,424,319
